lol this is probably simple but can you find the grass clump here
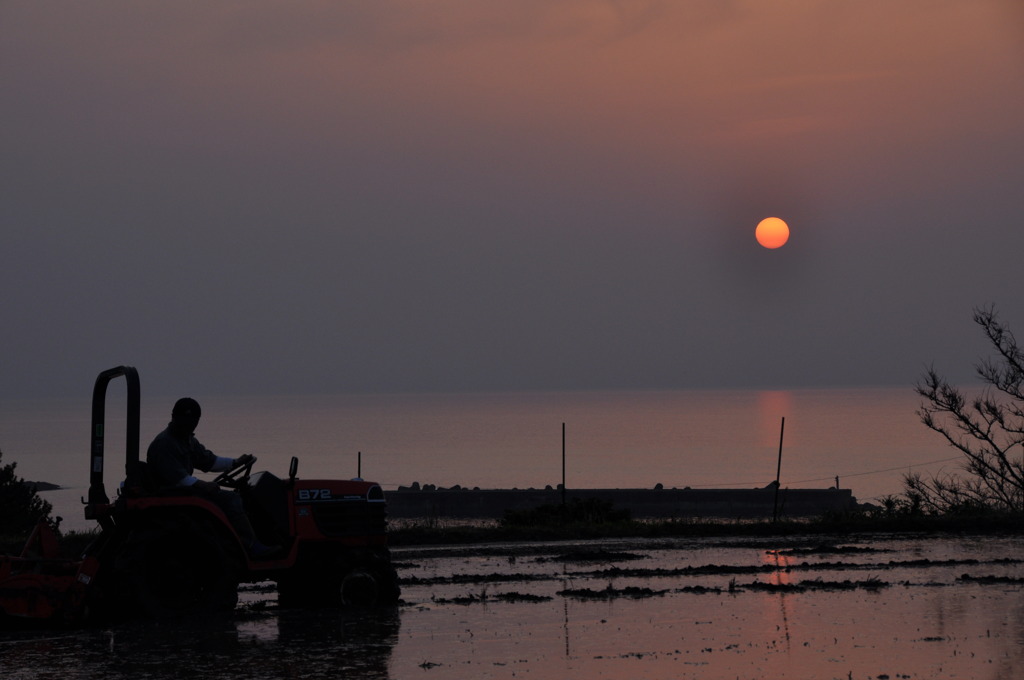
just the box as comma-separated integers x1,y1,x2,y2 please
388,507,1024,547
502,498,631,527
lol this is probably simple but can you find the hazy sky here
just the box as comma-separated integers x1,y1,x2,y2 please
3,1,1023,399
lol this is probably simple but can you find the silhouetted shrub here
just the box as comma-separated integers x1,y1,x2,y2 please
0,447,56,539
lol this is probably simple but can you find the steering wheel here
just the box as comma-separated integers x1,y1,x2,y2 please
213,454,256,489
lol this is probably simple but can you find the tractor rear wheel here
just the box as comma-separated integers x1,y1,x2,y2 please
114,515,240,618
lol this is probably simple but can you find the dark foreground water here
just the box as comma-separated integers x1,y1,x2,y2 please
3,533,1022,679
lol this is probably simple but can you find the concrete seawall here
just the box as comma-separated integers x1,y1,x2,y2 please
386,487,856,519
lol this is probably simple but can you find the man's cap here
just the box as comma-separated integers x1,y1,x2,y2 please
172,397,202,420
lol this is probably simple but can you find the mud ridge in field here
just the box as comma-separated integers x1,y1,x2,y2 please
398,556,1024,587
421,572,1021,604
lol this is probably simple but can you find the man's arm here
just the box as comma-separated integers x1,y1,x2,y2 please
190,437,234,473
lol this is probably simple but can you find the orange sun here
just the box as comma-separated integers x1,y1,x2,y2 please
755,217,790,249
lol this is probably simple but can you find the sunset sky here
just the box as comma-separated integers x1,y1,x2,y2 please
3,1,1023,399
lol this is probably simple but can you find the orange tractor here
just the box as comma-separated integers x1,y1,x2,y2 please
1,366,399,625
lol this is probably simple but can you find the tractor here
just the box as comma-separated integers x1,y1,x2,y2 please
0,365,399,625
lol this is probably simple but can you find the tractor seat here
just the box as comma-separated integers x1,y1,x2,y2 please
122,461,194,498
121,461,159,496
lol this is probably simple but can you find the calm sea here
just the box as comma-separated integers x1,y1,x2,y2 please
1,388,959,533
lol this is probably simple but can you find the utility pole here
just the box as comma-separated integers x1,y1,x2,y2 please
772,417,785,522
561,422,566,507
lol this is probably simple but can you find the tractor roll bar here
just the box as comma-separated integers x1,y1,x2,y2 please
87,365,140,507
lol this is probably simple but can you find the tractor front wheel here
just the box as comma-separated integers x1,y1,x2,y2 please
278,548,399,609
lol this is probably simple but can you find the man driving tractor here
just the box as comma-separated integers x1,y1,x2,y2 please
147,397,280,558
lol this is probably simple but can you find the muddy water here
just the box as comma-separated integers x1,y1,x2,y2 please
2,534,1022,679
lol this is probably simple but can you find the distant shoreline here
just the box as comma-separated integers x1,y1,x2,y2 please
387,486,857,519
22,481,61,491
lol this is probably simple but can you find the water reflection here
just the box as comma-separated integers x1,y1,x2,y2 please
756,391,792,450
765,548,793,586
764,549,793,653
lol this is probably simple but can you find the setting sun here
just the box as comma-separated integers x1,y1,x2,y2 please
755,217,790,249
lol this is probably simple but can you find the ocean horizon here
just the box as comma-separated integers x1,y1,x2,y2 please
2,386,961,533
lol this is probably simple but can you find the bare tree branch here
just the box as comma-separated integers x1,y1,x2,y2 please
909,306,1024,514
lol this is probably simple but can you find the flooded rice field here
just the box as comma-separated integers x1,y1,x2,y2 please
3,533,1023,679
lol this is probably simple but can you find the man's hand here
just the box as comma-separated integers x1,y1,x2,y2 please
235,454,256,467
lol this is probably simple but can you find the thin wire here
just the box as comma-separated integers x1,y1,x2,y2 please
787,455,964,486
672,454,965,490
